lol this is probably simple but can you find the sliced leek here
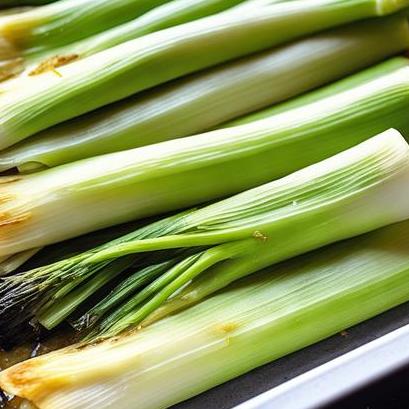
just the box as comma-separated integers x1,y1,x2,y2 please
3,215,409,409
0,0,408,149
1,16,408,172
2,129,409,340
0,58,408,258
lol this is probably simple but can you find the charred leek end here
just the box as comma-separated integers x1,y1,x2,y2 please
0,58,407,259
3,218,409,409
1,15,408,172
0,0,408,148
2,129,409,340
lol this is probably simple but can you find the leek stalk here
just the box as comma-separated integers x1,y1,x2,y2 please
229,56,409,125
0,0,408,149
46,130,409,336
0,0,56,7
0,58,407,259
0,217,151,277
3,130,409,339
1,15,408,172
26,0,249,68
0,0,172,54
3,216,409,409
0,0,248,80
0,248,40,276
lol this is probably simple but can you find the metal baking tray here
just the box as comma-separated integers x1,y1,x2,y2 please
176,300,409,409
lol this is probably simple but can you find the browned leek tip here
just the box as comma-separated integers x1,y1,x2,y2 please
0,192,14,204
0,357,51,403
0,212,31,228
29,53,79,76
0,57,24,81
0,34,23,81
0,329,139,404
0,175,31,237
0,35,19,59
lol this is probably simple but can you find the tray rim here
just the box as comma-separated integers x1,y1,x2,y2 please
235,323,409,409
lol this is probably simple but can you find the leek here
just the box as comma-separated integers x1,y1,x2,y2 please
0,0,172,54
3,216,409,409
0,58,408,259
26,0,248,69
0,0,408,149
0,0,56,7
0,0,249,80
0,217,150,277
1,15,408,172
3,130,409,339
0,248,39,276
229,55,409,125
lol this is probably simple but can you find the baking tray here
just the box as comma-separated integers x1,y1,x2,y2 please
175,300,409,409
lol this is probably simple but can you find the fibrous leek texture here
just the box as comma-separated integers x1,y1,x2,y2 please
0,58,407,258
0,0,408,149
1,15,408,172
0,0,171,54
3,214,409,409
48,130,409,335
2,129,409,340
0,217,147,278
0,0,248,81
0,0,56,7
27,0,249,66
0,248,39,276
